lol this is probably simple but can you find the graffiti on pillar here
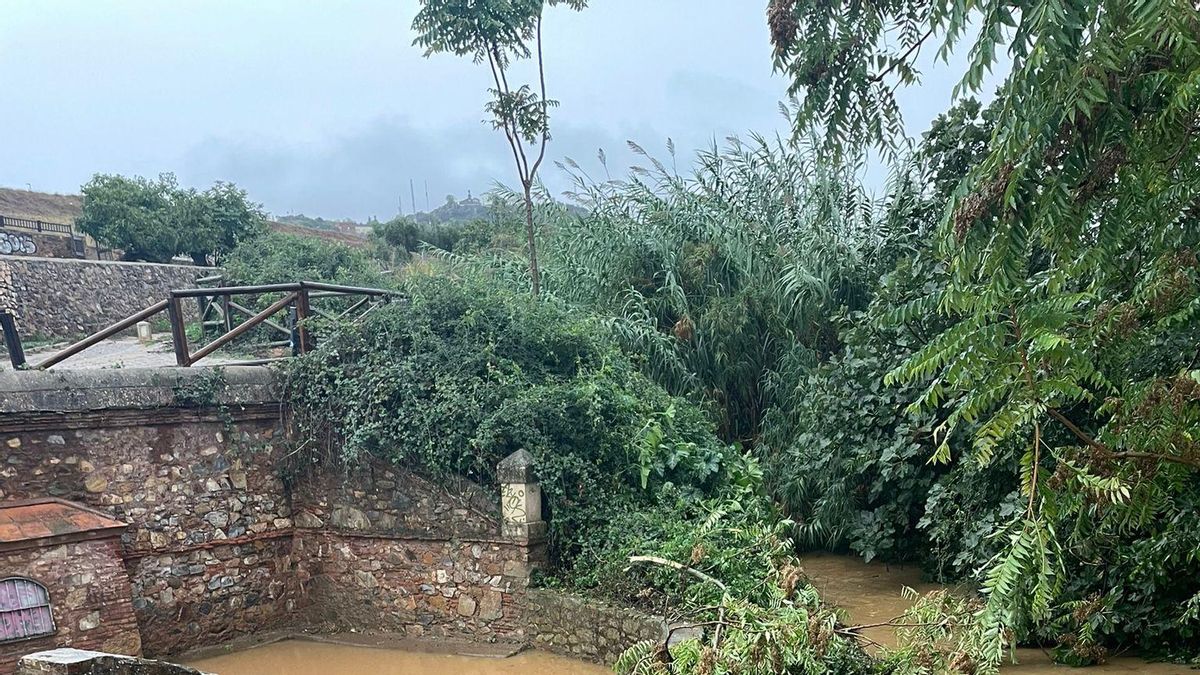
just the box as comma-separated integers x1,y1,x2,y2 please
0,231,36,255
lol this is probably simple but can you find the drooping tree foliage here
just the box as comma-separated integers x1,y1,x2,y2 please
772,0,1200,664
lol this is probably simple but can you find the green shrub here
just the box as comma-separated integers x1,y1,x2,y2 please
284,273,737,568
224,231,383,288
765,313,945,564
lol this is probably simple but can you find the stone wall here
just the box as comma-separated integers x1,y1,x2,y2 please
290,458,540,640
0,229,79,259
303,535,534,640
524,589,667,665
291,460,499,539
0,367,549,661
0,539,142,674
0,368,305,657
0,256,216,338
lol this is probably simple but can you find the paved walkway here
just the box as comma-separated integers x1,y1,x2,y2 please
5,336,249,370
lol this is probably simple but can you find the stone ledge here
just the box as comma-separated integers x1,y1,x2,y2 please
0,254,218,272
524,589,668,665
0,366,279,413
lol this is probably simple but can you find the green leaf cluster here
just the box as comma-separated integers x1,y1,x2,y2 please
283,273,738,567
223,231,384,288
76,172,265,264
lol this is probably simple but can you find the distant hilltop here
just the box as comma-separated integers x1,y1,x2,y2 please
0,187,83,224
409,192,490,226
278,192,503,236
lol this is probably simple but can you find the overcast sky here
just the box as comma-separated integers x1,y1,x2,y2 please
0,1,992,222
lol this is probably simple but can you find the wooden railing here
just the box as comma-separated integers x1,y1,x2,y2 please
0,281,400,370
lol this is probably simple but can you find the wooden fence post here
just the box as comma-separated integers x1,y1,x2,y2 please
0,312,26,369
295,287,311,354
167,295,190,366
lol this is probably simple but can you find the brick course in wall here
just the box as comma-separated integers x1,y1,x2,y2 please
0,256,216,338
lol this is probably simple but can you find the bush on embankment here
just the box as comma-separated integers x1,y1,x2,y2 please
282,272,744,569
224,231,385,288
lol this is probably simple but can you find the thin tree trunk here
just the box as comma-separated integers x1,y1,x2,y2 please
523,183,540,298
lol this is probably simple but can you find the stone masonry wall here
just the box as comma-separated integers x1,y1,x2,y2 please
0,539,142,674
302,535,534,641
291,457,539,640
0,368,305,657
291,460,499,539
0,230,77,259
0,367,551,661
0,256,216,338
524,589,667,665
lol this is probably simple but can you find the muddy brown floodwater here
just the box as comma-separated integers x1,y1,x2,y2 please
799,552,1194,673
185,640,611,675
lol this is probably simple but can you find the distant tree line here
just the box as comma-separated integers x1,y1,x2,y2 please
75,173,265,265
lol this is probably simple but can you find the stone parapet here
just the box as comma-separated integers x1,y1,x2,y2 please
0,366,278,416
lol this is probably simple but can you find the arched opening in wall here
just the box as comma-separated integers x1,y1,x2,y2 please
0,577,56,643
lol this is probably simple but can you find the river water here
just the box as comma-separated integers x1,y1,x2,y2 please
186,640,610,675
186,555,1191,674
799,552,1194,673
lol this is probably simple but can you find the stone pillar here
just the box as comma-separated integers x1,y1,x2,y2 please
497,449,548,589
498,449,546,542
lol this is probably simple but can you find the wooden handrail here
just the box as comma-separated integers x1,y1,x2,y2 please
186,292,298,366
36,300,169,370
168,281,403,299
17,280,394,370
300,281,403,296
171,283,302,298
